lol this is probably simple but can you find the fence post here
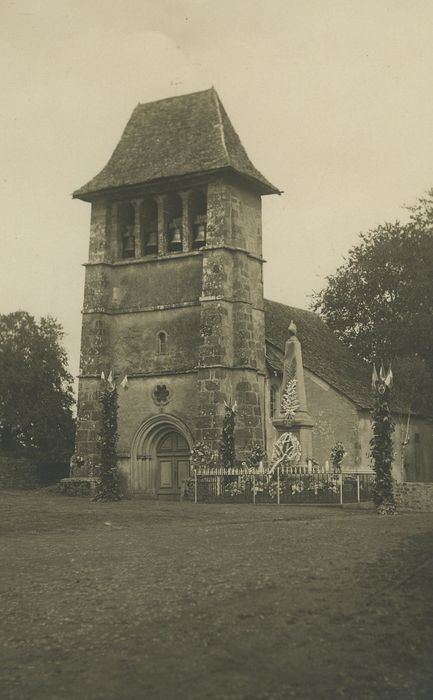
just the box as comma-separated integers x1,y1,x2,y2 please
194,471,197,504
277,467,280,505
339,473,343,505
253,475,256,505
357,475,360,502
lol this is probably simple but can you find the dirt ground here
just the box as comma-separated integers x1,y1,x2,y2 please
1,491,433,700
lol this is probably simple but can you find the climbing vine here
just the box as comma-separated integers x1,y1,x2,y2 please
370,366,396,514
94,384,121,502
220,401,237,469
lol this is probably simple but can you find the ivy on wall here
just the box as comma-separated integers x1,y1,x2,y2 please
370,366,396,515
220,401,237,469
94,383,121,502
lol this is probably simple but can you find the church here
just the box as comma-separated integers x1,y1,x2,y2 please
72,88,433,496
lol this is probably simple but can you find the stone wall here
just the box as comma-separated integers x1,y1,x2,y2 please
88,196,110,263
196,368,265,459
306,371,361,468
398,417,433,483
109,305,201,375
394,482,433,511
83,254,203,312
229,181,262,257
75,378,101,471
196,178,266,458
117,374,199,455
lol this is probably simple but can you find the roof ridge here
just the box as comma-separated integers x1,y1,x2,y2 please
264,298,318,317
136,87,213,108
211,88,230,164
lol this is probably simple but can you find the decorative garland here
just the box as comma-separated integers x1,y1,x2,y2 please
220,401,236,469
245,443,266,471
330,441,346,472
281,378,299,422
191,441,215,471
370,365,396,514
94,383,121,501
270,432,301,472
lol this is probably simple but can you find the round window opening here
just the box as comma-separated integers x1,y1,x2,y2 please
152,384,171,406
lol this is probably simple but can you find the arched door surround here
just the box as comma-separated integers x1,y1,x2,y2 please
130,415,193,495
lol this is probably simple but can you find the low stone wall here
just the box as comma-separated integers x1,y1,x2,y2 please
59,477,100,497
395,482,433,512
0,453,39,489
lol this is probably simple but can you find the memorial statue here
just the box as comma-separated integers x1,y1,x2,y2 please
274,319,314,464
281,321,308,415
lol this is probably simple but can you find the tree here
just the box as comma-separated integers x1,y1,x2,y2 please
0,311,75,478
312,190,433,372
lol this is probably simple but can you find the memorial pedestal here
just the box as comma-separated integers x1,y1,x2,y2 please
272,412,314,465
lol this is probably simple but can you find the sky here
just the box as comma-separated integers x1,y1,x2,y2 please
1,0,433,385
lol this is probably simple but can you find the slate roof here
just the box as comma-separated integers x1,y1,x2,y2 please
74,88,279,199
264,298,431,417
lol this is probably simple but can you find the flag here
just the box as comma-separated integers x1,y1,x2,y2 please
384,366,393,388
121,375,128,391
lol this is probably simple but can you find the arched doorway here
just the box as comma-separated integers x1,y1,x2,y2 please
156,431,190,496
130,416,192,496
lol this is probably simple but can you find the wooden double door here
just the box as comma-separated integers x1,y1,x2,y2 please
156,430,190,496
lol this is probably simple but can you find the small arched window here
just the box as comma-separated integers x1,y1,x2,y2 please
270,385,278,419
157,331,168,355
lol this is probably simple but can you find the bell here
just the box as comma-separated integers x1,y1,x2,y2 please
171,226,182,244
194,223,206,244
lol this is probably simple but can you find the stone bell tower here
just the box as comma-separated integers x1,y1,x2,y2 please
72,88,279,491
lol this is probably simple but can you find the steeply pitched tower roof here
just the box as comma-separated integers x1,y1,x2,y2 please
74,88,280,199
